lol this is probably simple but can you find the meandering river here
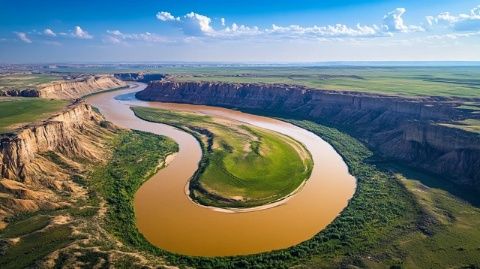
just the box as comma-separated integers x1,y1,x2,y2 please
86,83,356,257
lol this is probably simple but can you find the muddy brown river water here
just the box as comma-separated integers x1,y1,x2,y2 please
86,83,356,257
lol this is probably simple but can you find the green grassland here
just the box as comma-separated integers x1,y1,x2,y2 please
382,166,480,268
131,106,313,208
0,212,77,269
168,66,480,98
88,130,178,250
0,73,61,91
0,98,69,133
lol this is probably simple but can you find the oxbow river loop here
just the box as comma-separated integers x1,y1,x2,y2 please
86,83,356,257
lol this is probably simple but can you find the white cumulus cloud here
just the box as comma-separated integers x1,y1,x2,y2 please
157,8,423,40
156,11,178,22
266,23,384,38
157,11,215,36
15,32,32,43
182,12,215,35
426,5,480,31
43,28,56,37
383,8,423,32
104,30,166,44
73,26,93,39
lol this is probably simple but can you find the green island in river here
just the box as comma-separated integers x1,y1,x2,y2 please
132,106,313,208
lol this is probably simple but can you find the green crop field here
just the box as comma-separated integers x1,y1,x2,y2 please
0,98,68,133
0,73,61,91
131,106,313,208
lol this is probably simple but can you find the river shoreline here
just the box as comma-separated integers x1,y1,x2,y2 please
86,82,356,256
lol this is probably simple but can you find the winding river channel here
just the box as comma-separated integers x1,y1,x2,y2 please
86,83,356,257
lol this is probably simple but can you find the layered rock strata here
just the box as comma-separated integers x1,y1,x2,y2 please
0,101,116,227
0,75,126,99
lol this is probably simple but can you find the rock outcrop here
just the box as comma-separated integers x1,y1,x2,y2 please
0,101,117,226
0,75,126,99
137,81,480,191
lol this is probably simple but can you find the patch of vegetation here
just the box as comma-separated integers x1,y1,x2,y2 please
363,164,480,268
0,73,61,91
440,119,480,134
42,151,75,171
0,214,51,238
457,102,480,112
0,225,75,269
0,98,68,133
89,130,178,251
131,106,313,208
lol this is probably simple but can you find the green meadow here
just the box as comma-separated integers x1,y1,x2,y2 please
167,66,480,98
0,73,61,91
131,106,313,208
0,98,68,133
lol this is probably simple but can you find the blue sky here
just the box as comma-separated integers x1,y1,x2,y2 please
1,0,479,63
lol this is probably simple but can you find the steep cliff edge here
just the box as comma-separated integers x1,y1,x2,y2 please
0,75,126,99
0,101,117,227
137,81,480,191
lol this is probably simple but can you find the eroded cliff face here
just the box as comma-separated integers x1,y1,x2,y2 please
137,81,480,191
0,101,117,227
37,75,126,99
0,75,126,99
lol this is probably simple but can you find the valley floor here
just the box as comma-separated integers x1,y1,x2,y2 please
0,108,479,269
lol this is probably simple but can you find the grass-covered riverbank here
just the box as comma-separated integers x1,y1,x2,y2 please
88,130,178,249
132,106,313,208
106,114,421,268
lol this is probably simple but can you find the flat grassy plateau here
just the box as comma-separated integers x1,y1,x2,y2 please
0,73,61,92
0,98,68,133
131,106,313,208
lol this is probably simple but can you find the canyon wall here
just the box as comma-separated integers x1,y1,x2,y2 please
0,75,126,99
137,81,480,191
0,101,117,226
